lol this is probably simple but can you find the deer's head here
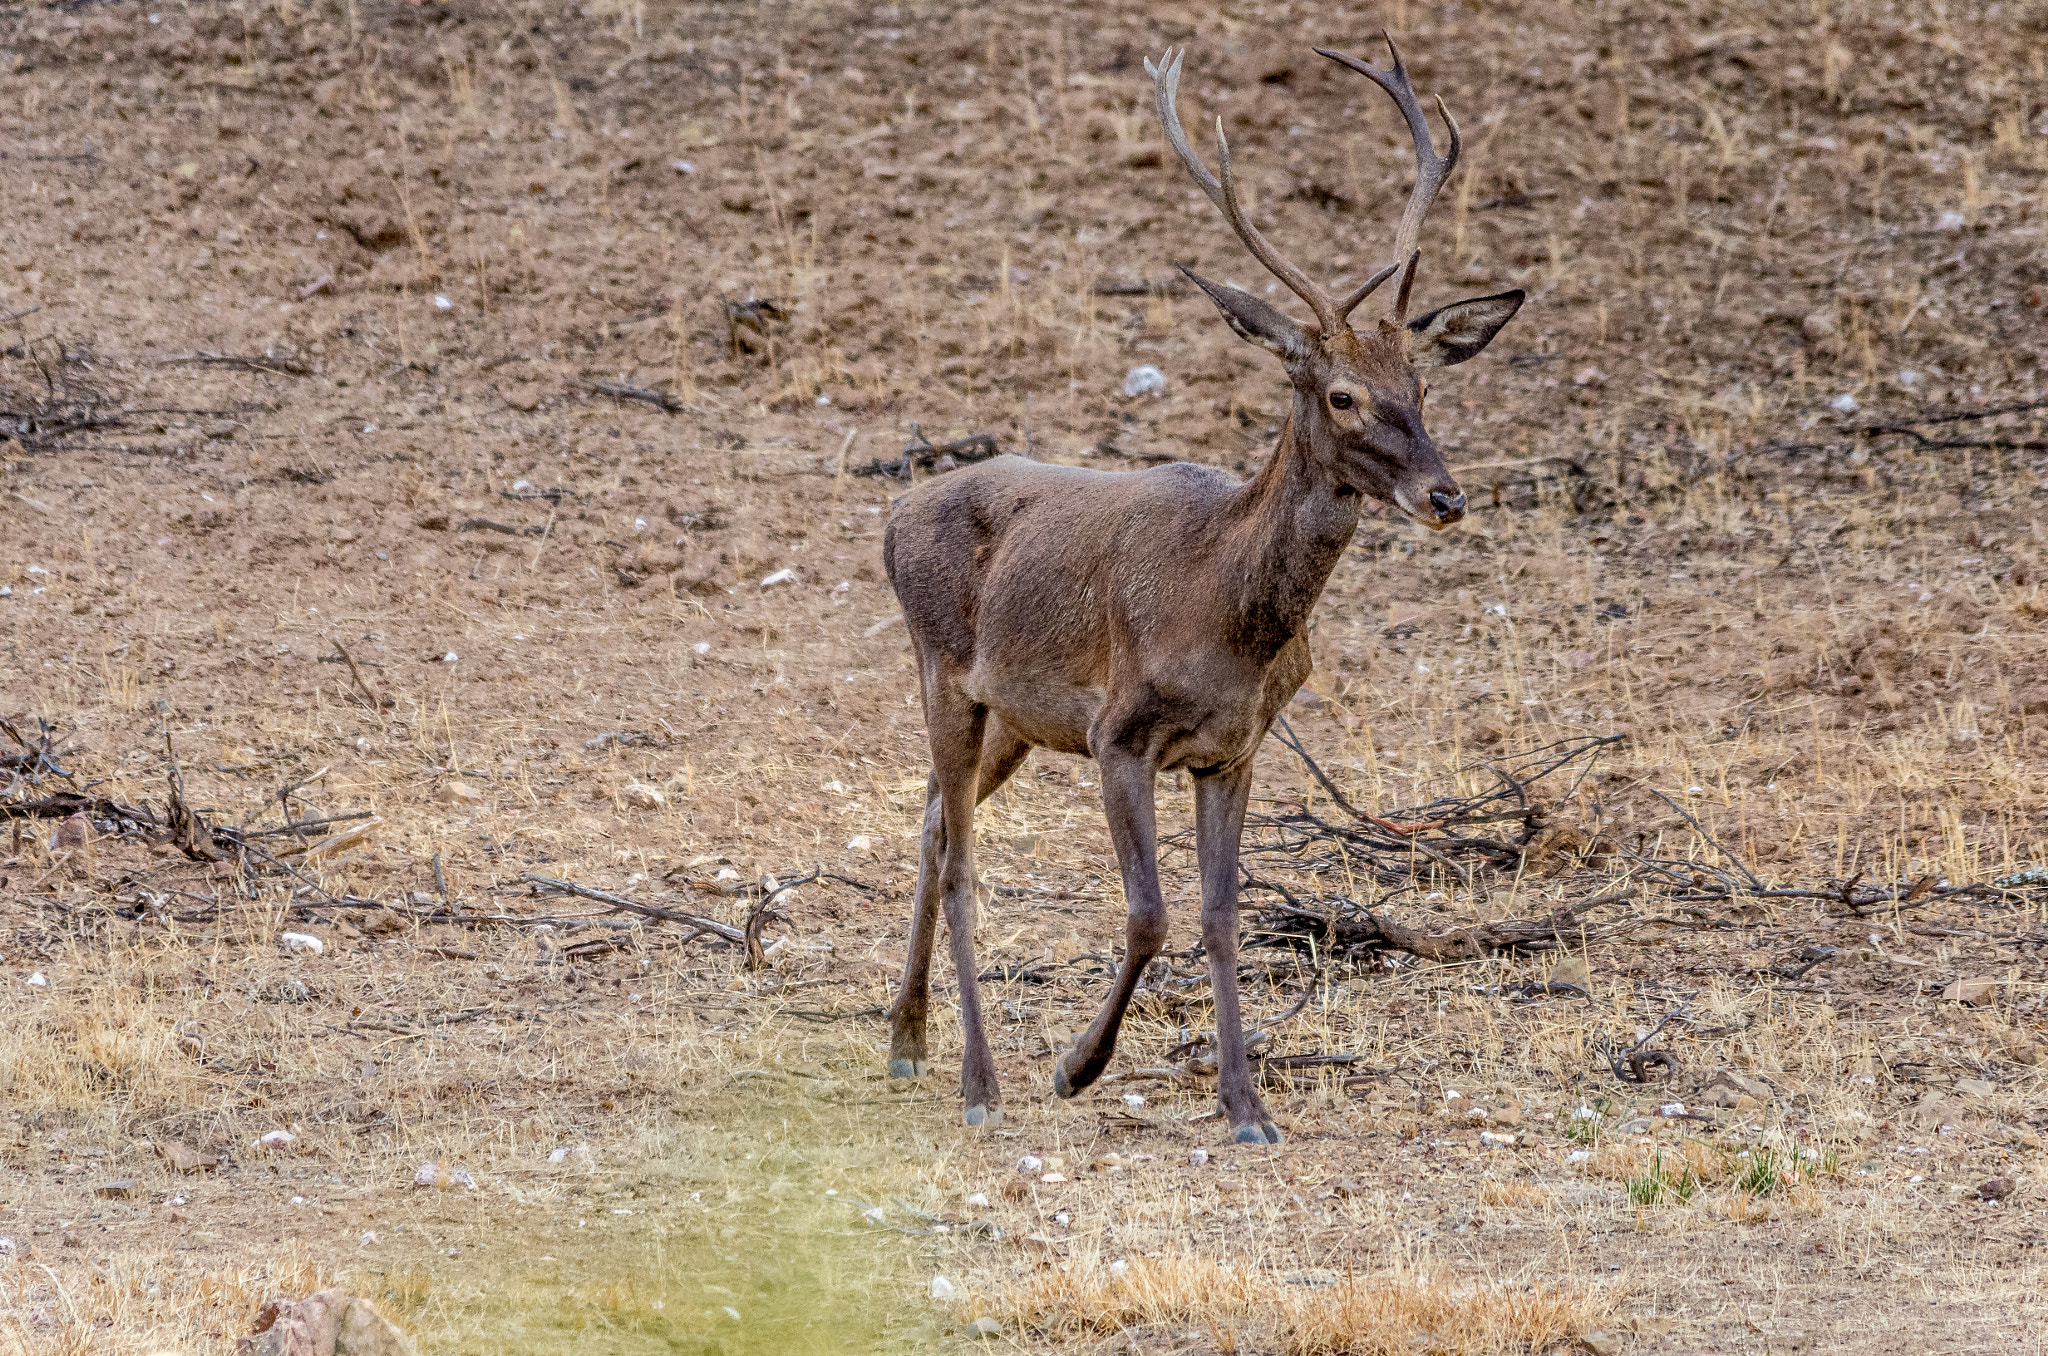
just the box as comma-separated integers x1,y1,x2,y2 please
1147,40,1524,530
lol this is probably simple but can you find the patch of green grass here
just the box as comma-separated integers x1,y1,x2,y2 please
1626,1151,1700,1206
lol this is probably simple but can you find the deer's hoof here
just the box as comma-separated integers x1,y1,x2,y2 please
887,1058,931,1080
1052,1055,1083,1100
964,1104,1003,1130
1232,1120,1284,1145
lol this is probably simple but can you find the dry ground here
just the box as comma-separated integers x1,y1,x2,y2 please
3,0,2048,1352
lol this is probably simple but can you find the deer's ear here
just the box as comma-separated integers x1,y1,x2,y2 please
1183,269,1312,361
1406,289,1525,368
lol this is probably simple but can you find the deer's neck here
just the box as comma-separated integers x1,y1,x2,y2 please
1220,406,1362,654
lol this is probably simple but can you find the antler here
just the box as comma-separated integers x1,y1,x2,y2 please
1145,47,1344,336
1315,33,1462,324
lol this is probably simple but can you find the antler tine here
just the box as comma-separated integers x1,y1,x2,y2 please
1333,260,1402,321
1316,33,1463,323
1146,48,1340,336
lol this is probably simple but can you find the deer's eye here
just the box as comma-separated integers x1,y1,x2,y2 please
1328,391,1354,410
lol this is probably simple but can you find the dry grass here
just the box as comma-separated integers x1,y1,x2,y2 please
983,1250,1622,1355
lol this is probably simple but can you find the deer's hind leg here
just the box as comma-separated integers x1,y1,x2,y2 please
887,715,1030,1107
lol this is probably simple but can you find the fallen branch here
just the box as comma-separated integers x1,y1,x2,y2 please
853,423,1002,479
522,873,745,942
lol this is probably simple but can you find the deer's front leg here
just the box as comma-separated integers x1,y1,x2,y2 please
1054,748,1169,1098
1195,761,1281,1144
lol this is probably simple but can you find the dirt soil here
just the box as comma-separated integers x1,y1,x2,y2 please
3,1,2048,1353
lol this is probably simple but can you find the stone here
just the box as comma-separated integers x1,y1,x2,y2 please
1977,1177,2015,1202
94,1179,143,1200
160,1142,219,1174
965,1317,1003,1339
1489,1103,1523,1127
1941,977,1999,1005
239,1290,419,1356
1577,1330,1621,1356
1122,364,1166,397
1954,1078,1997,1097
1700,1070,1773,1108
1617,1118,1652,1135
412,1161,475,1190
279,932,325,956
620,783,665,810
930,1276,956,1301
52,812,93,848
256,1129,295,1151
1801,310,1836,342
436,781,482,806
1548,955,1592,991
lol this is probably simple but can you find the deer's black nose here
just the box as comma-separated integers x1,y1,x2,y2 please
1429,489,1466,521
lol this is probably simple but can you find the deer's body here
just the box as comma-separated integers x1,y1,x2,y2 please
882,38,1527,1142
886,446,1345,770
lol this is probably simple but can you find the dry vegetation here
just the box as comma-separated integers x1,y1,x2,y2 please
2,0,2047,1352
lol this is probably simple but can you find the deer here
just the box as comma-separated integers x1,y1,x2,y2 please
880,37,1525,1143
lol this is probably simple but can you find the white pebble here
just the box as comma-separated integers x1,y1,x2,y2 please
1122,1093,1146,1108
278,931,324,956
1189,1148,1209,1167
27,972,48,988
965,1192,987,1208
760,567,797,587
1016,1155,1042,1174
1121,364,1167,397
930,1276,956,1301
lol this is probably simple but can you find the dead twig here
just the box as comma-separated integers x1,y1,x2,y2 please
522,873,745,942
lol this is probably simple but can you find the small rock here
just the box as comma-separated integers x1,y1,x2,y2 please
1015,1155,1042,1175
437,781,483,806
1548,956,1592,990
0,1237,15,1256
1039,1172,1067,1184
1977,1177,2015,1202
412,1162,476,1190
1935,209,1967,231
621,783,666,811
547,1145,590,1165
965,1317,1002,1339
1830,392,1860,414
1578,1330,1621,1356
159,1142,219,1174
1954,1077,1997,1097
965,1192,988,1208
1700,1070,1773,1108
1121,1092,1146,1108
239,1289,419,1356
256,1130,295,1151
1122,364,1167,397
844,834,875,853
1801,311,1836,342
1189,1148,1210,1168
1617,1118,1652,1135
27,972,48,988
279,931,325,956
1330,1177,1363,1197
760,567,797,587
1489,1103,1523,1127
94,1179,144,1200
1940,976,1999,1005
931,1275,957,1301
52,812,93,849
1479,1130,1517,1149
1572,365,1606,387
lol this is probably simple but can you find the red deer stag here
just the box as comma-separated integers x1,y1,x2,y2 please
881,37,1525,1142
